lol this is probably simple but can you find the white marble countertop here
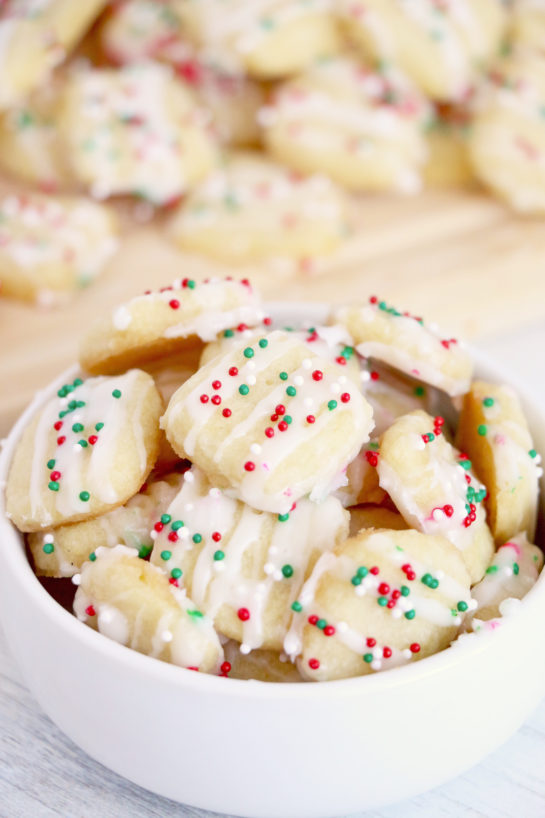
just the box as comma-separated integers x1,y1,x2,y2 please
3,322,545,818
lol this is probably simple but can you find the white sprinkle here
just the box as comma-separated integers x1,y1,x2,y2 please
453,616,462,626
214,562,225,572
338,375,347,385
185,503,194,512
294,375,304,386
44,533,54,544
161,631,173,643
247,375,257,385
337,621,348,633
361,371,371,382
72,574,82,586
403,649,412,659
273,570,283,581
331,382,341,395
73,444,82,453
264,562,275,575
184,471,194,483
391,608,402,619
251,443,262,455
302,358,312,369
436,570,445,580
415,439,426,451
247,361,256,370
304,397,314,408
240,643,251,655
371,660,382,671
208,487,221,498
150,530,158,540
355,585,366,597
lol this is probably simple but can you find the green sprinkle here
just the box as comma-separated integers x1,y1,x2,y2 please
459,459,472,470
171,520,184,531
279,371,288,381
79,491,90,502
341,345,354,359
243,347,254,358
43,543,54,555
529,449,538,459
369,441,379,451
73,378,83,387
186,280,196,289
291,601,303,612
430,579,439,589
421,573,432,586
414,386,426,397
72,423,84,433
192,533,202,544
316,619,326,630
48,481,59,492
160,550,172,561
171,568,182,579
278,513,290,522
486,565,498,574
286,386,297,397
112,389,122,399
363,653,374,663
239,384,249,395
161,514,172,524
477,424,487,436
78,440,88,448
95,422,104,431
377,596,388,607
224,329,234,338
282,564,294,578
513,562,520,575
138,544,152,559
89,551,97,562
188,609,203,618
427,432,435,442
258,338,268,348
404,609,416,620
483,397,495,407
68,400,77,410
457,601,468,612
47,459,56,469
75,400,85,409
357,566,368,578
57,386,67,398
351,576,362,586
328,400,337,411
284,415,292,425
213,550,225,561
400,585,410,596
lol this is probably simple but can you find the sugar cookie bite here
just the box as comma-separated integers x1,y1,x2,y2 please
0,193,118,306
285,528,472,681
58,62,218,205
168,153,347,263
162,330,374,514
0,0,106,109
79,277,264,376
175,0,341,79
149,466,349,650
74,545,223,673
337,0,508,102
335,296,472,397
469,50,545,214
377,410,494,583
6,370,162,532
457,381,540,545
261,56,430,194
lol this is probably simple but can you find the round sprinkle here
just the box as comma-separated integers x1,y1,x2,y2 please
457,601,468,612
258,339,268,348
211,395,221,406
477,424,487,436
171,520,184,530
308,658,320,670
291,601,303,612
79,491,90,502
239,384,249,395
363,653,374,664
410,643,421,654
281,564,294,578
316,618,327,630
85,605,96,617
224,329,234,338
48,481,59,492
237,607,250,621
404,609,416,620
286,386,296,397
213,550,225,561
222,408,232,418
529,449,538,458
160,550,172,561
483,397,494,407
324,625,335,636
212,380,221,390
212,532,222,542
229,366,238,376
112,389,122,399
278,512,290,522
220,662,231,675
243,347,254,358
95,422,104,431
171,568,182,579
192,533,202,544
244,461,255,472
138,544,152,559
169,299,180,309
312,370,323,381
200,394,209,404
161,514,172,524
340,393,351,403
328,400,337,411
47,459,56,469
279,371,288,381
43,543,55,554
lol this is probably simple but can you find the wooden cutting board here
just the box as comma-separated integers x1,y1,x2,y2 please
1,187,545,438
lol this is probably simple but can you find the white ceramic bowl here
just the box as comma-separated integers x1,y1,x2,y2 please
1,303,545,818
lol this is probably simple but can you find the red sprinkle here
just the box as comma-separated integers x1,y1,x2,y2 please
169,577,179,586
383,647,392,658
265,427,275,438
50,471,61,481
370,566,379,575
57,436,66,445
229,367,238,376
237,323,248,332
222,408,232,418
200,394,209,404
410,643,421,654
365,451,379,467
324,625,335,636
168,531,178,542
370,296,378,304
212,532,222,542
212,380,222,390
53,421,63,431
211,395,221,405
88,435,98,445
370,371,380,381
308,658,320,670
306,415,315,424
154,522,164,532
278,421,288,432
335,356,347,365
220,661,231,675
237,607,250,621
443,504,454,517
308,615,319,625
366,637,376,647
85,605,96,617
270,413,279,422
312,370,323,381
244,461,255,472
275,404,286,415
169,299,180,310
340,392,351,403
263,317,272,326
378,583,390,595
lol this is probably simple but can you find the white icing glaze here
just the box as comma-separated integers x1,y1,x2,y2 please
471,532,544,615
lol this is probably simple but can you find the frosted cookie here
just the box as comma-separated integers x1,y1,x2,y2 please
0,0,106,110
261,56,430,194
377,410,494,583
469,50,545,214
6,370,162,532
79,277,264,376
0,194,119,306
223,640,303,682
348,504,408,537
456,381,540,544
149,466,348,650
335,296,473,397
100,0,190,66
360,360,431,436
175,0,341,79
74,545,223,673
162,330,374,514
338,0,508,102
284,528,472,681
470,532,544,621
168,153,347,264
58,62,218,205
512,0,545,53
423,105,475,188
192,68,264,147
0,80,73,190
28,473,183,578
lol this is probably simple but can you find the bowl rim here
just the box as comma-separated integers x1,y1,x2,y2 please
2,300,545,700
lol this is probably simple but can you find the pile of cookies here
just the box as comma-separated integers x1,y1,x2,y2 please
5,278,543,681
1,1,545,305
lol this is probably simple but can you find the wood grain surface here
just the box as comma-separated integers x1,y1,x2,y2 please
2,188,545,437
